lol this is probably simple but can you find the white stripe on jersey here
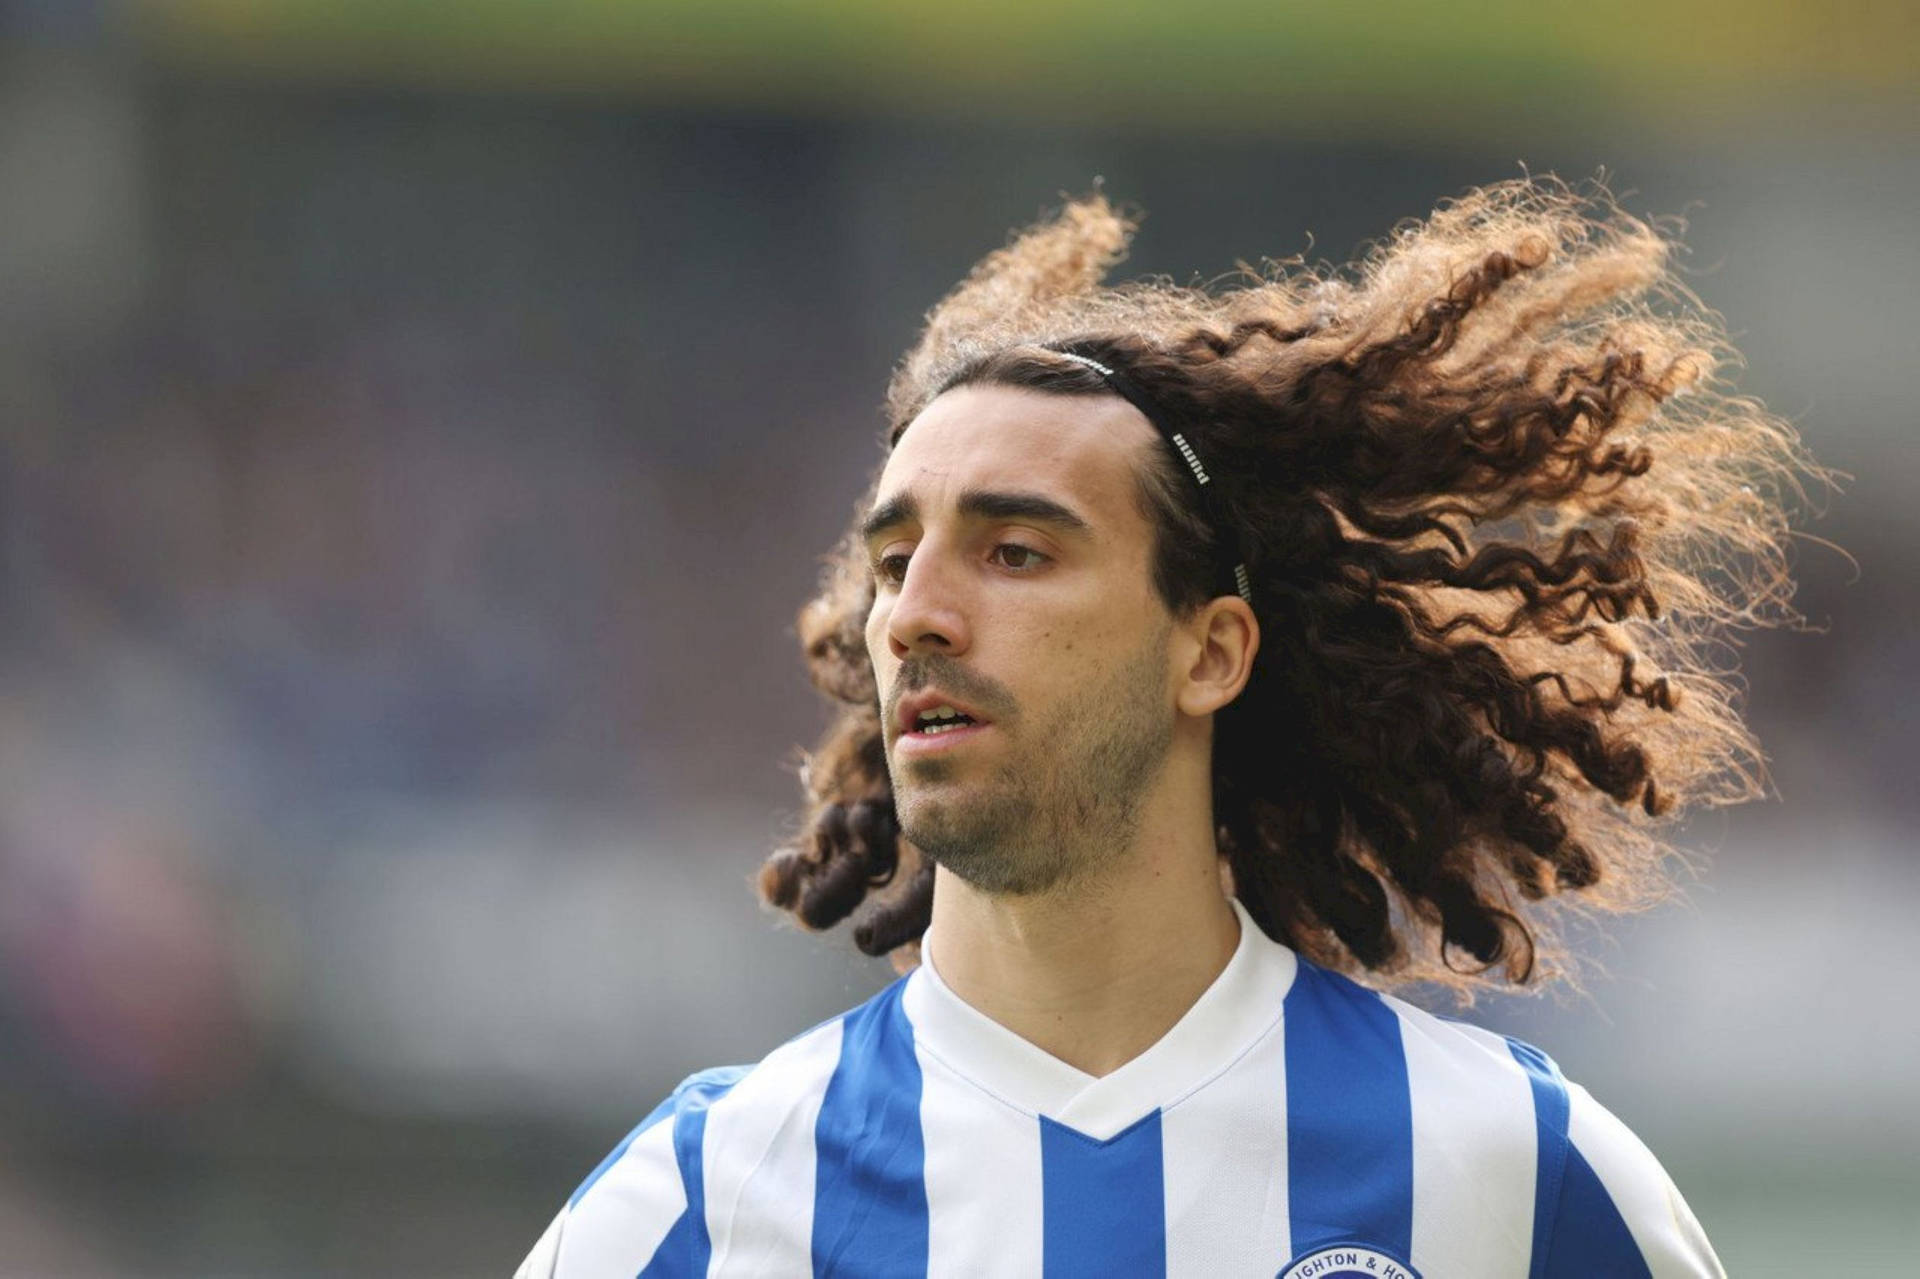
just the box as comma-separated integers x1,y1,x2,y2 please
915,1044,1046,1277
1395,1006,1538,1277
552,1118,685,1277
701,1018,843,1275
1567,1081,1728,1279
1159,1001,1293,1277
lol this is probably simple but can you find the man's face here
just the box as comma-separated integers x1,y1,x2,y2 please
862,382,1178,896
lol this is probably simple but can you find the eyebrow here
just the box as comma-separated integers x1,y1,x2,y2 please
859,488,1095,546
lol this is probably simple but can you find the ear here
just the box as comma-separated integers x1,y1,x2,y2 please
1174,595,1260,718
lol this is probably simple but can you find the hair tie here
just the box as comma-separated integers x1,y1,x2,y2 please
1051,348,1254,606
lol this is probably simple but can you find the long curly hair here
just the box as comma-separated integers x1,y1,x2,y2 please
758,177,1829,991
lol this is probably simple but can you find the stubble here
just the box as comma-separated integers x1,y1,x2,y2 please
890,621,1175,897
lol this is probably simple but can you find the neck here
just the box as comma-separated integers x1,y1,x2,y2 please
921,780,1240,1078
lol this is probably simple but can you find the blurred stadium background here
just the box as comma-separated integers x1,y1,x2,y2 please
0,1,1914,1274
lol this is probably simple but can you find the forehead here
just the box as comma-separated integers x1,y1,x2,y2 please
878,383,1159,525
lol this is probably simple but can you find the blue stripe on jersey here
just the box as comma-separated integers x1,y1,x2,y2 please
1039,1110,1166,1278
1506,1038,1571,1279
1503,1039,1653,1278
1282,959,1415,1263
812,978,930,1277
636,1067,748,1278
1543,1144,1653,1278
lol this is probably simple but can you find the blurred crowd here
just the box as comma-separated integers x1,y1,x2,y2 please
0,10,1913,1274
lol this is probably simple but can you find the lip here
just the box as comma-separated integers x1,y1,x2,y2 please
894,690,993,736
894,719,993,758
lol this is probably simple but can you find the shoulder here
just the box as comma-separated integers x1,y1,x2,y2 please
1375,985,1721,1278
1285,963,1721,1276
1549,1077,1724,1277
1285,955,1546,1121
515,981,905,1279
581,998,866,1201
615,975,915,1146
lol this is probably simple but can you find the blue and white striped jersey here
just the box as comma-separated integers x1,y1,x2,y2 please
517,900,1722,1278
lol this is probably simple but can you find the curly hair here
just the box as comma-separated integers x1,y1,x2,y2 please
758,177,1829,991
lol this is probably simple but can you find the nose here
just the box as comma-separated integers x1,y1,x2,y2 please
883,543,972,661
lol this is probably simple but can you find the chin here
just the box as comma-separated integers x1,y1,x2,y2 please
893,787,955,835
894,793,978,855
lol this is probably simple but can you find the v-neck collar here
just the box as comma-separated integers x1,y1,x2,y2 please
900,896,1298,1141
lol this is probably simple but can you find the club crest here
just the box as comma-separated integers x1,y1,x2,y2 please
1277,1244,1422,1279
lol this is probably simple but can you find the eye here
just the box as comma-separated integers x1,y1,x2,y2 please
870,551,910,585
990,543,1050,572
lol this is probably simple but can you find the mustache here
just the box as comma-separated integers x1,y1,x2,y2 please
890,655,1015,724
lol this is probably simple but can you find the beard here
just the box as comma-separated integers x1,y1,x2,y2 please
888,620,1175,897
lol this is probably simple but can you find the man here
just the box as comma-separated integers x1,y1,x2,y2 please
519,179,1818,1276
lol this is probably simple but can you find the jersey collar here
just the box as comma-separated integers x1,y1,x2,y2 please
901,896,1298,1141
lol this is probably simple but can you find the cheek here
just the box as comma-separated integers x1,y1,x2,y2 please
864,603,898,689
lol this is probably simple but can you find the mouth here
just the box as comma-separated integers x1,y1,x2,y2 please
894,716,992,757
893,691,995,753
